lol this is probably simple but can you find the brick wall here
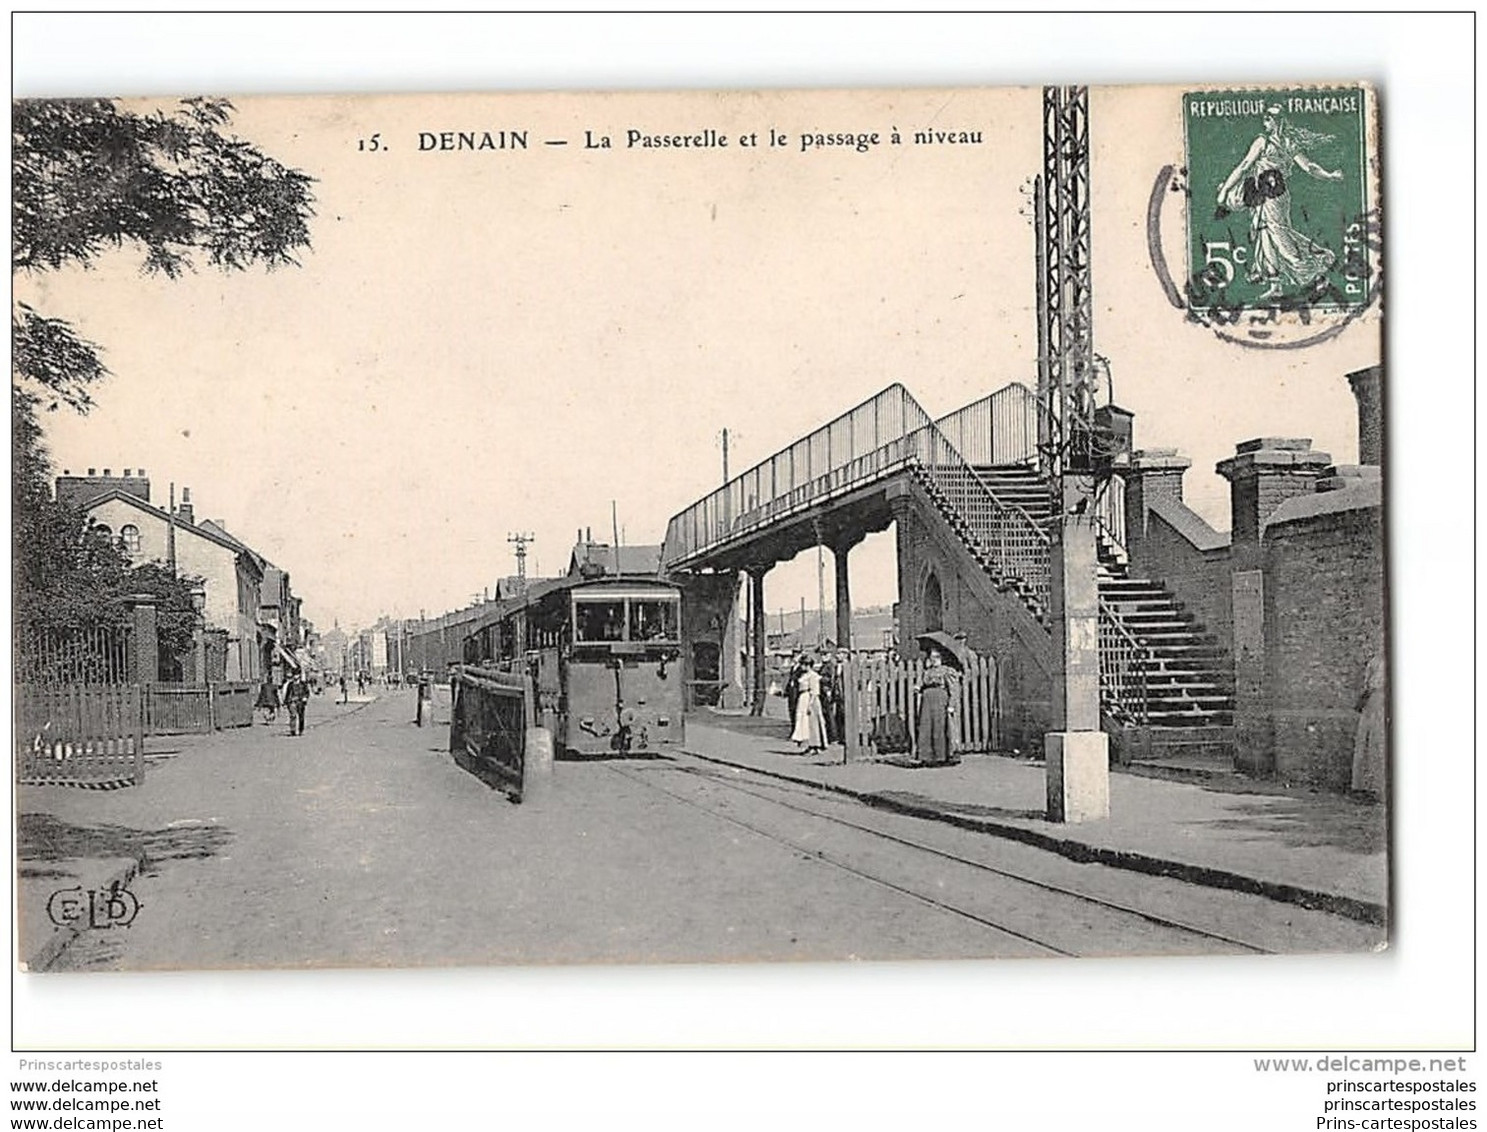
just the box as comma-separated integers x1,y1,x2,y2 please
1263,497,1384,787
1130,503,1234,654
893,485,1054,751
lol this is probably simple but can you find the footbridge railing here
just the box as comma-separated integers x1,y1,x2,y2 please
662,383,1052,610
931,381,1041,468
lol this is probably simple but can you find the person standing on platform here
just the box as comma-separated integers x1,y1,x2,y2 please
915,646,959,766
1351,653,1387,799
818,645,841,745
790,656,829,754
785,652,804,726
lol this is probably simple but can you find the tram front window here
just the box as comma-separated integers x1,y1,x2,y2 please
630,599,678,641
576,600,626,642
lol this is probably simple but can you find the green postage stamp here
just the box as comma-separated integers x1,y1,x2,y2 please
1183,87,1370,314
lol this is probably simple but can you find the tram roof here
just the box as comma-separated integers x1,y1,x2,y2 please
470,571,679,633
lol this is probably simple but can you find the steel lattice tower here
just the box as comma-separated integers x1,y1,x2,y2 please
1036,85,1098,477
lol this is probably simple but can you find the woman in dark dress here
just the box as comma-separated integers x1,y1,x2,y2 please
915,647,958,766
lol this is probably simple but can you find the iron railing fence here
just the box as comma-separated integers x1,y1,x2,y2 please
15,624,133,686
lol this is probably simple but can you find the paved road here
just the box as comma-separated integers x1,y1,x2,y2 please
38,691,1375,971
42,692,1018,969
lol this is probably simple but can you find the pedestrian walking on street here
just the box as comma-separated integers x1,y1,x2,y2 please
914,646,959,766
338,673,348,704
255,677,280,725
415,673,430,727
790,656,829,754
284,670,310,736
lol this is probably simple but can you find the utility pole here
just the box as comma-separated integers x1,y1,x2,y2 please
721,427,730,484
508,532,535,594
1038,85,1109,823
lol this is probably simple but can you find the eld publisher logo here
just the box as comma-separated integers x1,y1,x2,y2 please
46,882,141,930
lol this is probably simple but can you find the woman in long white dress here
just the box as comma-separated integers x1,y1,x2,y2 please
790,657,829,752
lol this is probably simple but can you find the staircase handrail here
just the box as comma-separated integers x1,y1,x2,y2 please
896,396,1053,617
1096,595,1151,726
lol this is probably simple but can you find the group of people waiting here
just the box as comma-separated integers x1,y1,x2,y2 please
784,646,846,755
783,637,964,766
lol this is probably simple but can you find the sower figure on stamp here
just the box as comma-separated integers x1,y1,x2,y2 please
1215,106,1344,300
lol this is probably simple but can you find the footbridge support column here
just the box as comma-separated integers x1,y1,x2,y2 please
832,533,866,651
1045,475,1110,823
747,565,768,716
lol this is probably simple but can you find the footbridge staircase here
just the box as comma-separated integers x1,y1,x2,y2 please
662,382,1234,764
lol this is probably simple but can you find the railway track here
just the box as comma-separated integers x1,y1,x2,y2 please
605,755,1285,959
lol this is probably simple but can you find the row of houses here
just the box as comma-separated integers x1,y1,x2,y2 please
55,467,313,684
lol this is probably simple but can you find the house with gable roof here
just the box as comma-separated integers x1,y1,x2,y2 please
58,471,269,681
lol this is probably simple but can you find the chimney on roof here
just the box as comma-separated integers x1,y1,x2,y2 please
103,468,111,476
176,486,194,526
124,468,132,477
88,468,96,476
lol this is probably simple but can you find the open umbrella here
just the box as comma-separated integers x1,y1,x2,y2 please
915,630,968,670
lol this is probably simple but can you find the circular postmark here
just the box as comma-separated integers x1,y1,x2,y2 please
1147,162,1382,351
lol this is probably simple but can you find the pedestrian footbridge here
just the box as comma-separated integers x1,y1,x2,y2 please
661,382,1236,757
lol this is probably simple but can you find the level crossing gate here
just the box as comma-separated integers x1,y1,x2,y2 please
840,653,1000,762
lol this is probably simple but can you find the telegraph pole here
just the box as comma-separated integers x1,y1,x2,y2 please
507,532,535,594
1038,85,1109,823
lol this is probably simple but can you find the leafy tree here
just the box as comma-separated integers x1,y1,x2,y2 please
12,96,314,656
13,95,313,406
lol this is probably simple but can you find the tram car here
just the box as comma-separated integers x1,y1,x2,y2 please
462,575,685,757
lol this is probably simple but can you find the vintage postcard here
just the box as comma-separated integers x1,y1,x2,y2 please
14,83,1385,973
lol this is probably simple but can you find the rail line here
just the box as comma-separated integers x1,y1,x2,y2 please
606,756,1276,958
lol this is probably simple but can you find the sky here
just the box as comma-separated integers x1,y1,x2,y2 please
21,81,1378,634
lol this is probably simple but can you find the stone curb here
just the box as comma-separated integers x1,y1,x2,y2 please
683,748,1387,928
23,854,146,973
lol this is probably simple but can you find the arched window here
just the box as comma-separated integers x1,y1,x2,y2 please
923,572,944,633
120,524,141,554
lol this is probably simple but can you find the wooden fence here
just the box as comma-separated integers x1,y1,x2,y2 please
15,684,145,788
212,682,255,729
140,682,259,734
841,653,999,762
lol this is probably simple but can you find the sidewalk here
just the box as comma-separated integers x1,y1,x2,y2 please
16,690,385,971
684,711,1388,925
